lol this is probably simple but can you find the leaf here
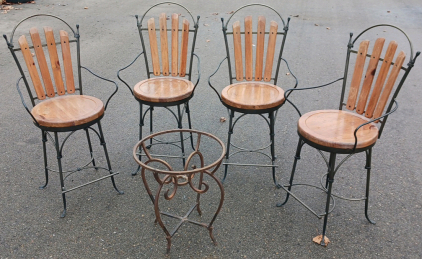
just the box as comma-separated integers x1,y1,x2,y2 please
84,6,88,9
312,235,330,247
227,11,234,14
220,117,226,123
206,39,210,42
212,12,218,15
326,27,331,30
286,72,290,75
204,23,209,26
315,24,319,26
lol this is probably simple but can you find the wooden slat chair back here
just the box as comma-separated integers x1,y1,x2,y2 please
345,38,406,120
146,13,192,77
232,16,280,82
17,27,76,101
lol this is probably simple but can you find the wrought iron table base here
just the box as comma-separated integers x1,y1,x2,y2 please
134,129,225,254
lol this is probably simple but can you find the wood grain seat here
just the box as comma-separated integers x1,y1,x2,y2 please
298,110,379,150
221,82,285,110
133,77,194,103
31,95,104,128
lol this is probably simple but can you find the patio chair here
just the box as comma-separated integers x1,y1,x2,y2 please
4,14,123,217
118,2,200,175
278,24,420,245
208,4,296,185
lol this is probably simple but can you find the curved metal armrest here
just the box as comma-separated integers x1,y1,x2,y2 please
208,57,228,102
352,100,399,152
283,77,344,117
279,57,299,115
16,77,40,127
81,66,118,111
192,53,201,91
116,51,144,96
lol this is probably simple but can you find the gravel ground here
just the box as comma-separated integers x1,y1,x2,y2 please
1,0,422,258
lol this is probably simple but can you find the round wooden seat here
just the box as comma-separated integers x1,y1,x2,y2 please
31,95,104,128
133,77,194,103
298,110,379,150
221,82,285,110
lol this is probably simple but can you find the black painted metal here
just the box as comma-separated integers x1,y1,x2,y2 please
4,14,123,217
209,4,294,186
118,2,200,175
279,24,420,245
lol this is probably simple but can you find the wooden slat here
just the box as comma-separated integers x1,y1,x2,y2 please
171,13,179,77
255,16,266,81
148,18,160,76
365,41,398,118
60,30,75,93
233,21,243,81
264,21,278,82
18,35,46,100
346,40,369,110
179,19,189,77
355,38,385,114
244,16,253,81
44,27,66,96
30,27,55,97
373,51,406,119
159,13,169,76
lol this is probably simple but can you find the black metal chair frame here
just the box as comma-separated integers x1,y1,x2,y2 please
278,24,420,245
117,2,200,176
208,4,297,186
4,14,123,218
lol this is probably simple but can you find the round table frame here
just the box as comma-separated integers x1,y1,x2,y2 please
133,129,226,254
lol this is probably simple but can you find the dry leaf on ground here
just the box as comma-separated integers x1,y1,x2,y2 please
212,12,218,15
315,24,319,26
326,27,331,30
227,11,234,14
84,6,88,9
312,235,330,247
220,117,226,123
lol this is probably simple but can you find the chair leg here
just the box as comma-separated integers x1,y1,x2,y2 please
85,128,96,168
177,104,186,167
53,132,67,218
132,103,144,176
97,121,124,195
185,102,195,150
269,111,278,187
277,138,304,207
321,152,336,246
222,109,235,183
365,148,376,224
149,106,154,147
40,130,49,189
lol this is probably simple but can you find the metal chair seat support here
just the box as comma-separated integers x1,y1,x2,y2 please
223,109,278,185
41,122,123,218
